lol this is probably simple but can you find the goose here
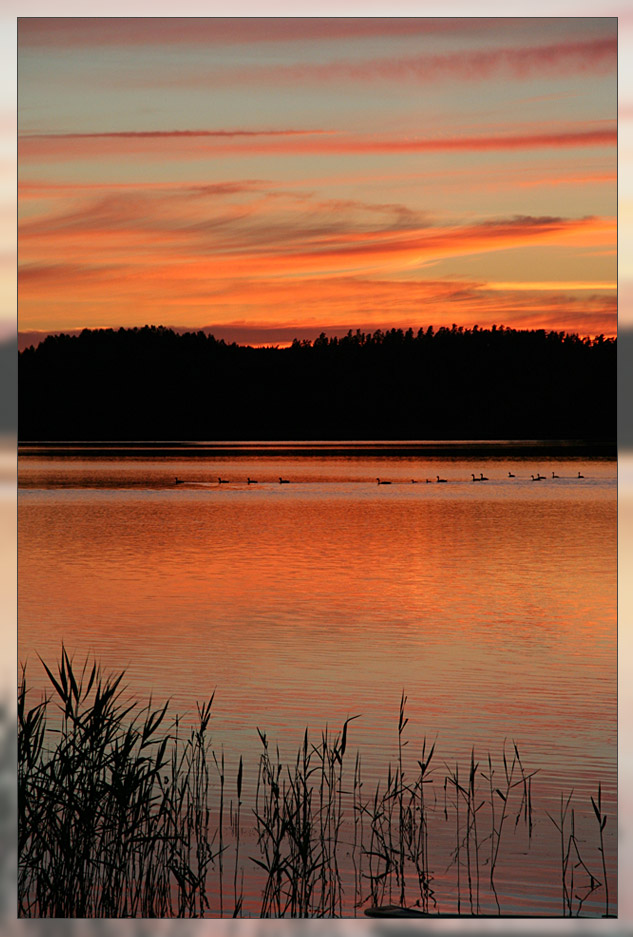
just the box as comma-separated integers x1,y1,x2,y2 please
508,471,515,478
531,475,539,481
218,477,229,484
411,479,418,484
536,473,546,481
436,475,447,483
175,477,184,484
376,478,391,485
577,471,584,479
247,477,258,484
551,471,559,479
426,478,433,484
479,473,489,481
471,473,481,482
279,477,290,484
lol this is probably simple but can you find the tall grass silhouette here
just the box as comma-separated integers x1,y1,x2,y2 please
18,649,217,916
18,652,614,918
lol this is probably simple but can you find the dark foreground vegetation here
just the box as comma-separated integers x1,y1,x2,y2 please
19,652,614,918
18,325,615,441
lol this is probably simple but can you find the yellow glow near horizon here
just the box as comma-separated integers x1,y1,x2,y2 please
486,281,617,291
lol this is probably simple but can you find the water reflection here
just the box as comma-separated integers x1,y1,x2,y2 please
17,450,616,914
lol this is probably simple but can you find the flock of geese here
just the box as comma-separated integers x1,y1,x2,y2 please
377,470,585,484
175,476,290,485
175,470,586,486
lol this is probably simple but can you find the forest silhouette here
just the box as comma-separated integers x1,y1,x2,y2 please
18,324,615,442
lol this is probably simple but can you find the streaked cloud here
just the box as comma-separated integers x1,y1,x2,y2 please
486,280,617,290
191,36,617,88
17,17,550,49
18,126,616,162
20,128,331,140
17,17,617,340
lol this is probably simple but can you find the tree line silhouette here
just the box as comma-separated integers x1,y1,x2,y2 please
18,324,615,442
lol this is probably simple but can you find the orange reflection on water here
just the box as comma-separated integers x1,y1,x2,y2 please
17,454,617,915
19,461,615,766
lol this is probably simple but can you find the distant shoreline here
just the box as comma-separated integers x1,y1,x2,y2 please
18,440,616,458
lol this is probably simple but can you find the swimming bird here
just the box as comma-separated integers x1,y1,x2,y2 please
577,471,584,479
508,471,515,478
411,479,418,484
436,475,447,483
279,477,290,484
175,477,184,484
471,473,481,482
426,478,432,484
536,473,545,480
377,478,391,485
218,477,229,484
531,475,539,481
479,473,489,481
551,471,559,479
247,477,258,484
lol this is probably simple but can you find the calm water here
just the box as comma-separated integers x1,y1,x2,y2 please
18,444,617,916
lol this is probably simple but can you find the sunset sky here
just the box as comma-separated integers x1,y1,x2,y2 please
18,16,617,346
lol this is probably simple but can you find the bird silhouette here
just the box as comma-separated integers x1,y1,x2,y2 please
479,473,489,481
377,478,392,485
577,471,584,479
508,471,515,478
247,477,258,484
471,473,481,482
436,475,447,483
279,477,290,484
175,477,184,484
552,471,559,478
218,477,229,484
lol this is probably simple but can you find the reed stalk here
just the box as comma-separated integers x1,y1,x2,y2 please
19,653,613,919
591,784,609,917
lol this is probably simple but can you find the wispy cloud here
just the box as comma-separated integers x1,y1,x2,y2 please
17,17,617,341
18,274,616,343
19,262,124,283
18,177,616,338
18,126,616,162
19,172,615,287
200,36,617,87
17,17,534,49
485,280,616,291
20,128,331,140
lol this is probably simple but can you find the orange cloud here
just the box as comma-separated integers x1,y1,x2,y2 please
19,217,616,334
19,174,615,277
518,172,616,189
18,271,616,340
18,126,616,162
18,170,616,340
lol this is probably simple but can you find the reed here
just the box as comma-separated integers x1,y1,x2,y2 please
18,653,614,919
546,787,607,918
252,717,357,917
591,784,610,917
18,649,217,917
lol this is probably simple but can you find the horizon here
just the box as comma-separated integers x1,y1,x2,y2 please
18,17,616,343
17,318,616,354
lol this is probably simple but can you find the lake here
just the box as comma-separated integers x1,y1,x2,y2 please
18,443,617,916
